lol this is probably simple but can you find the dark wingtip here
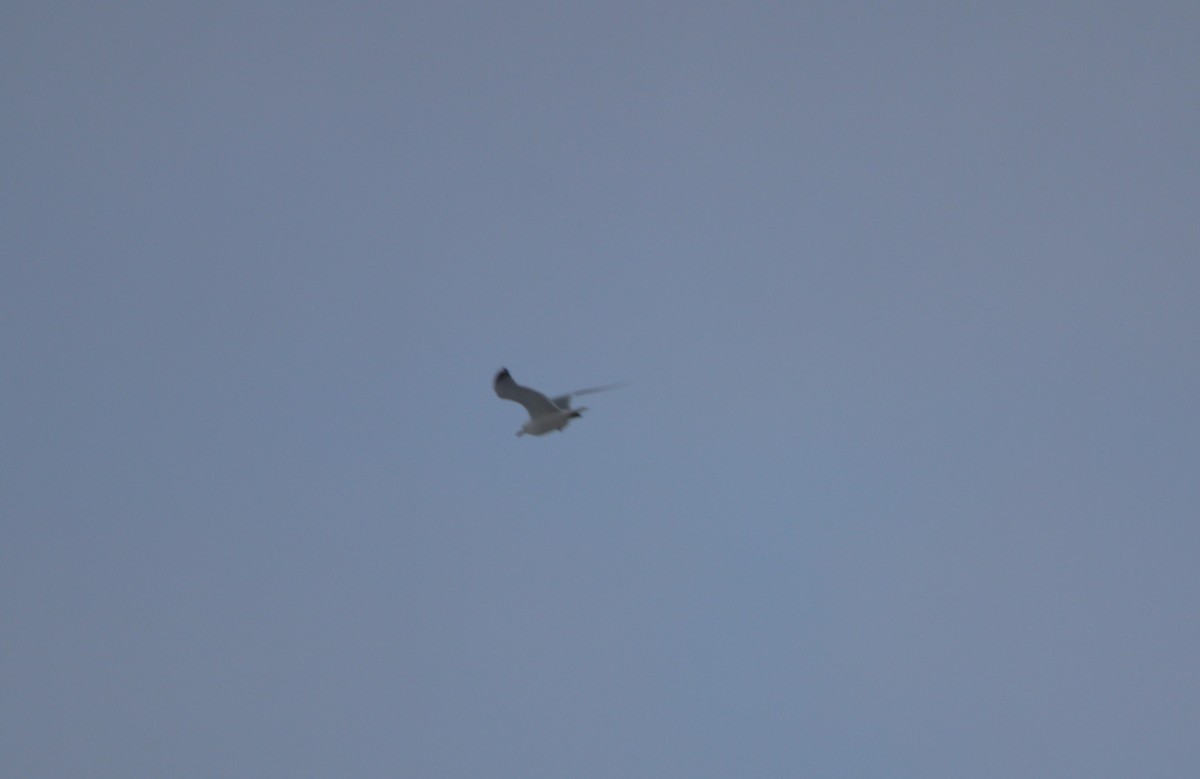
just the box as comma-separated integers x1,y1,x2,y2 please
494,367,510,385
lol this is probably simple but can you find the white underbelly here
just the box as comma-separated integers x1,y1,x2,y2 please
524,411,573,435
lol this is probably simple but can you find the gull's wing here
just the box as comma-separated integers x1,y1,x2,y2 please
552,382,626,410
494,368,560,419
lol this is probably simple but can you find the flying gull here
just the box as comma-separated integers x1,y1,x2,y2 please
493,367,623,436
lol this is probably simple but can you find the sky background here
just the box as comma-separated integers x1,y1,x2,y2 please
3,2,1198,777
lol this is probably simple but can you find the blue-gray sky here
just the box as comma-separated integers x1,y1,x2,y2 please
3,3,1198,777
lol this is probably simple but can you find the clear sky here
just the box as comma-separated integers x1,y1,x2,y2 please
3,2,1198,777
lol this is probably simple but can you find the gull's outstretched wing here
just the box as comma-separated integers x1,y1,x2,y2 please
494,368,560,419
552,382,626,410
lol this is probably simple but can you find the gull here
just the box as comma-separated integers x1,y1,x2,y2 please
493,367,623,436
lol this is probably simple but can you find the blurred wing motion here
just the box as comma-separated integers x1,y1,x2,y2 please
551,382,626,410
493,368,561,417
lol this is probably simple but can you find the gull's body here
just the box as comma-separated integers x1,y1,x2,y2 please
493,368,622,436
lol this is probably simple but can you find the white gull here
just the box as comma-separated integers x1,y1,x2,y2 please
493,367,623,436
